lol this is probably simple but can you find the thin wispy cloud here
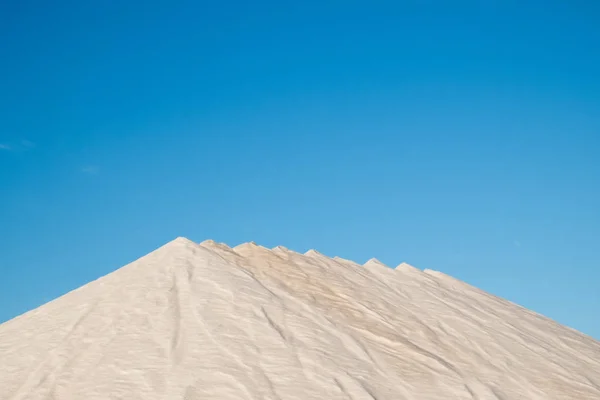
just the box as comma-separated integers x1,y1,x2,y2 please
81,165,100,175
21,140,35,148
0,140,35,152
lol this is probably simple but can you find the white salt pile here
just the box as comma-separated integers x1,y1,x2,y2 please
1,237,599,399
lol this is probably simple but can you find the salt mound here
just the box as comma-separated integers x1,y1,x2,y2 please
1,237,599,399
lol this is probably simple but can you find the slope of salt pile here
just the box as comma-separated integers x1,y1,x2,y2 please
0,237,599,399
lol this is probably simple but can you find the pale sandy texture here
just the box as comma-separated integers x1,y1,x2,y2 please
1,237,599,399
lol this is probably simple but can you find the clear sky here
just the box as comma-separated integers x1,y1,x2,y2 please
1,2,599,339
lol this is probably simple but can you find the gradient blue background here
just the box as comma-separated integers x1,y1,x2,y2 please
1,1,599,339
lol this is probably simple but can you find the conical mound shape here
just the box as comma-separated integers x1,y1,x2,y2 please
1,237,599,399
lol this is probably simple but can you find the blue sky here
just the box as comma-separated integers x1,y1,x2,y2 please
1,1,599,339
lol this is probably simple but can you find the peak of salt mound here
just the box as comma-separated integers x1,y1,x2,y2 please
363,257,388,268
395,262,422,274
149,236,199,255
304,249,325,257
233,241,259,250
271,245,301,260
272,245,302,256
233,241,275,258
169,236,196,245
201,238,231,248
199,239,235,254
